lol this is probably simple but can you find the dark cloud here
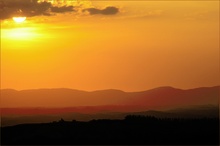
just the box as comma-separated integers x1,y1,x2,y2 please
0,0,75,20
0,0,120,20
51,6,74,13
83,6,119,15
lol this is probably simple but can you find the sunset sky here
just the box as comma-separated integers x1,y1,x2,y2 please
1,0,219,91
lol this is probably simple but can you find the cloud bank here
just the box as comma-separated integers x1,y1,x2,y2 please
0,0,119,20
83,6,119,15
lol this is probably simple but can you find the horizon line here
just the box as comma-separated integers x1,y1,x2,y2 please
1,85,219,92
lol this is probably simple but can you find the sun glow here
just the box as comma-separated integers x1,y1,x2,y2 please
2,27,41,41
13,17,26,23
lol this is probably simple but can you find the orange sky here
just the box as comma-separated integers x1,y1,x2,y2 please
1,1,219,91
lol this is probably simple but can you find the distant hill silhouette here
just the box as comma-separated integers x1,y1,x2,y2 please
1,105,218,127
1,86,219,109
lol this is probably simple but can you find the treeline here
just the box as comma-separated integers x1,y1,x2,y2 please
1,115,219,145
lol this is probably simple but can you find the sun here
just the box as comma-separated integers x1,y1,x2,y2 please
13,17,26,23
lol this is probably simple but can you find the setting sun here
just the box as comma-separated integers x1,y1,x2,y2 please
0,0,219,145
13,17,26,23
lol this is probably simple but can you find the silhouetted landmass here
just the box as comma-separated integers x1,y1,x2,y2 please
1,116,219,145
1,86,219,144
1,86,219,109
1,105,219,127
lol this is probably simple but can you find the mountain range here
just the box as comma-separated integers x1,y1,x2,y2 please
1,86,219,126
1,86,219,111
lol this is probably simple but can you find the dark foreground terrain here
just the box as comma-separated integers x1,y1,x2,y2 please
1,115,219,145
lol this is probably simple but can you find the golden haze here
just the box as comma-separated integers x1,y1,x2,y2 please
1,1,219,91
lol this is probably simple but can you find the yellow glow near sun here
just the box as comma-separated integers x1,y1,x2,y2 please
13,17,26,23
2,27,41,41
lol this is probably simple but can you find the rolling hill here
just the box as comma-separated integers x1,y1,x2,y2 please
1,86,219,109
